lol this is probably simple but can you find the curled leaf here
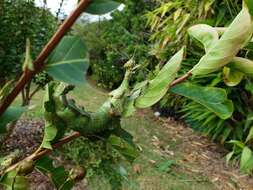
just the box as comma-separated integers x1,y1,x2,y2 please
223,66,244,87
41,123,57,149
228,57,253,75
188,24,219,52
191,7,253,75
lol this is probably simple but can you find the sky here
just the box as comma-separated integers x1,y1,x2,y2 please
35,0,124,22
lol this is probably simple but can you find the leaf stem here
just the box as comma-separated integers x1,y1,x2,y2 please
170,71,192,87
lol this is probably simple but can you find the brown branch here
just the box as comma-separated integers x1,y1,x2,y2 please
5,132,81,173
32,132,81,161
170,71,192,87
0,0,91,116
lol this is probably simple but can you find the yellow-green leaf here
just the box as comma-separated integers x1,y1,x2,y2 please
188,24,219,52
135,48,184,108
223,67,244,87
240,146,253,173
191,7,253,75
228,57,253,75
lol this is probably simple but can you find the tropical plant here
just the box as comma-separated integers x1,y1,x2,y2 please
1,1,253,190
144,0,253,174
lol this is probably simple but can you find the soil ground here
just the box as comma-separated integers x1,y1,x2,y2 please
1,83,253,190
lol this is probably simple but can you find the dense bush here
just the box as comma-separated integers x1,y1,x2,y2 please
0,0,56,84
75,0,159,89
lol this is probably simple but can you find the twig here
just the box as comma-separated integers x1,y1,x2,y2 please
0,0,91,116
32,132,81,161
28,85,42,100
5,132,81,173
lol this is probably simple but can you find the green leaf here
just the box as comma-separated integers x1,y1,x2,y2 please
122,96,136,117
135,48,184,108
223,67,244,87
46,59,89,86
228,57,253,76
51,167,69,188
188,24,219,52
244,0,253,16
0,170,28,190
226,151,234,166
46,36,89,86
246,126,253,143
191,7,253,75
108,135,139,162
42,83,68,147
228,140,245,149
170,83,234,119
240,146,253,173
41,123,57,149
0,106,26,133
85,0,121,15
59,180,75,190
35,157,71,189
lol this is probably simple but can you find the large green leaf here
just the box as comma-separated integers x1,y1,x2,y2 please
135,48,184,108
228,57,253,75
0,106,26,133
85,0,121,15
188,24,219,52
191,7,253,75
46,59,88,86
240,146,253,173
223,66,244,87
170,83,234,119
46,36,89,86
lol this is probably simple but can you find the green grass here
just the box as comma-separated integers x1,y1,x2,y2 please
16,83,216,190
